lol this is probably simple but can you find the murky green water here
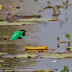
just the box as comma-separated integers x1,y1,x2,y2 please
0,0,72,72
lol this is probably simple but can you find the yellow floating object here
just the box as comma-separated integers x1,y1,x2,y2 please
0,5,2,10
25,46,48,50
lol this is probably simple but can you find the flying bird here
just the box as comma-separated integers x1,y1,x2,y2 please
10,30,27,40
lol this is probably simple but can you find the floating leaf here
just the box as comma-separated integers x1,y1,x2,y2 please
16,54,38,58
32,14,36,16
0,21,35,25
37,10,43,14
41,53,72,59
17,18,58,22
64,33,70,40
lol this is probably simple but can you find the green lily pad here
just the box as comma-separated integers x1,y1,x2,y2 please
41,53,72,59
16,54,38,58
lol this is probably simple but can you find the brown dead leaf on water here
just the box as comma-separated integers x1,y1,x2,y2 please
44,6,53,9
